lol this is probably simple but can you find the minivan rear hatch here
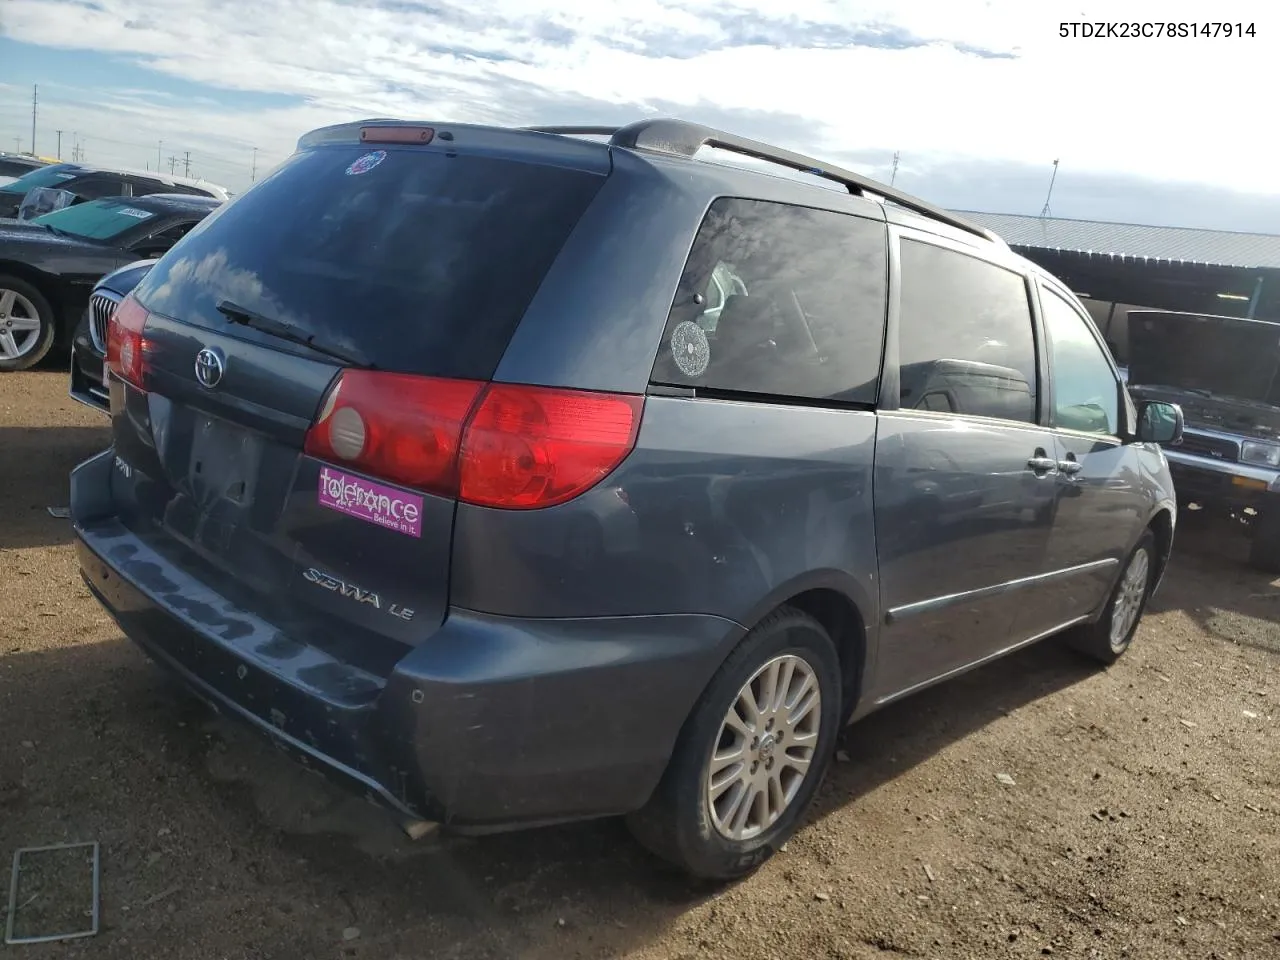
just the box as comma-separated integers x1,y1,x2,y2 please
108,125,609,674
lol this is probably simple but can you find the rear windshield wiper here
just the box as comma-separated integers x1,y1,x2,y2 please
215,300,373,369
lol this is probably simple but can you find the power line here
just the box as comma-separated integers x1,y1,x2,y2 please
0,114,275,176
89,133,272,177
1,102,285,181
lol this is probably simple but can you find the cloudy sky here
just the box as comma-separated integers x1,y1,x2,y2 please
1,0,1277,231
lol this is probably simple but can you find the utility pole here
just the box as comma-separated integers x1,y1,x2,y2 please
1039,159,1059,218
168,155,178,174
12,137,20,153
30,84,37,157
251,146,258,182
157,140,163,170
56,129,62,159
183,151,190,177
890,151,900,187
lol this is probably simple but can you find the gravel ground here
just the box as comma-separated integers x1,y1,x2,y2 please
1,369,1278,960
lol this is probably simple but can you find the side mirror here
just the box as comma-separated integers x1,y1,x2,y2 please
1134,400,1184,445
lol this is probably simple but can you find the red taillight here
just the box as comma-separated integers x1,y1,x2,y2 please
304,370,484,496
303,372,644,510
106,292,151,388
459,384,642,509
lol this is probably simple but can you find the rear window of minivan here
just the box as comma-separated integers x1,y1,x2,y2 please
131,145,607,378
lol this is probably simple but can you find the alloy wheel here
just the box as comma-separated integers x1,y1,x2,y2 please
1110,548,1150,650
0,288,42,361
705,654,822,841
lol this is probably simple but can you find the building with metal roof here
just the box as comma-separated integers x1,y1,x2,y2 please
952,211,1280,362
957,211,1280,270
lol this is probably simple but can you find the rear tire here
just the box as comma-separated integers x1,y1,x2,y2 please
1068,530,1156,665
626,606,842,881
0,275,56,372
1248,511,1280,574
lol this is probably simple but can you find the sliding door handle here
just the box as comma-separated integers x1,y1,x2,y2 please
1027,456,1059,474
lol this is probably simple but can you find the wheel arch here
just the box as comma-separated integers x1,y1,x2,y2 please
0,263,65,367
1145,504,1176,596
784,589,868,725
0,261,65,325
731,570,876,726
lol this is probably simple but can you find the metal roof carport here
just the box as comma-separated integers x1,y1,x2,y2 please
957,211,1280,321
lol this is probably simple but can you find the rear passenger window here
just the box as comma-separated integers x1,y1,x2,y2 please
898,239,1037,424
650,198,887,404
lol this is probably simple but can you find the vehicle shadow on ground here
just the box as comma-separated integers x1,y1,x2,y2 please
0,627,1099,959
1148,519,1280,656
0,425,109,550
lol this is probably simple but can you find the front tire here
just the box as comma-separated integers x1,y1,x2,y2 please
1068,530,1156,665
0,276,56,372
627,606,842,880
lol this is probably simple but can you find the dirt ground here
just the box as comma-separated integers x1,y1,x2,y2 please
1,369,1278,960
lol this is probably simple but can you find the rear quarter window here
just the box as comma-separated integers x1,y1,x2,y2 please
651,197,888,404
131,145,606,379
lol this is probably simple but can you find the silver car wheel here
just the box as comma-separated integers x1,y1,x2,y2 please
706,653,822,842
0,288,43,360
1110,547,1150,651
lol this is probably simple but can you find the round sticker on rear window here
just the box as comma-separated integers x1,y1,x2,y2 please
345,150,387,176
670,320,710,378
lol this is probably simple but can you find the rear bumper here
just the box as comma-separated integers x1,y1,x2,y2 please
72,450,742,830
1165,449,1280,522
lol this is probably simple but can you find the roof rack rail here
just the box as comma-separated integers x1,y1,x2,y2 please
523,125,619,137
524,118,1003,246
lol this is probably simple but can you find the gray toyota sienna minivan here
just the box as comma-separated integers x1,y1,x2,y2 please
71,117,1184,880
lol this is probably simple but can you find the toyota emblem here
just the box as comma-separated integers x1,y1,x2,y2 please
194,346,227,388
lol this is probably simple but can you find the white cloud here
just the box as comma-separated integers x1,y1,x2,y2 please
1,0,1277,201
